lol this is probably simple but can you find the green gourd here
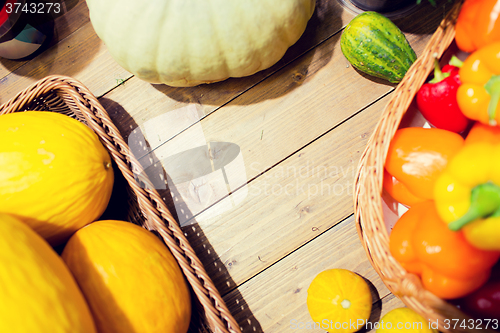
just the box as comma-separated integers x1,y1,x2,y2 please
340,11,417,83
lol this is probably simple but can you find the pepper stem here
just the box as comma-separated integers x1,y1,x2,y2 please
448,182,500,231
429,59,451,83
485,75,500,126
449,55,463,68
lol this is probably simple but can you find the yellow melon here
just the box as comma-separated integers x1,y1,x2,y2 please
0,213,96,333
307,269,372,333
61,220,192,333
0,111,114,245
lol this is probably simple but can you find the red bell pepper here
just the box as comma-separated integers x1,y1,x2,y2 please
416,57,470,133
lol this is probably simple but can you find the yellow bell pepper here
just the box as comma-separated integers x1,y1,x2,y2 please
462,214,500,251
434,126,500,250
457,42,500,126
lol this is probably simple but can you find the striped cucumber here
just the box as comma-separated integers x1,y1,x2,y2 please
340,11,417,83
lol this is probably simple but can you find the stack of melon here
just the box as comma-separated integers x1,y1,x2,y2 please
0,111,191,333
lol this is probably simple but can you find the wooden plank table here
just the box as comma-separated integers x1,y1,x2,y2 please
0,0,456,331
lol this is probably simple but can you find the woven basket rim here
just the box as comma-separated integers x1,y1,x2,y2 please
0,75,241,333
353,1,498,332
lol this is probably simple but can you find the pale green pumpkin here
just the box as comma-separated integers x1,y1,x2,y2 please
86,0,316,87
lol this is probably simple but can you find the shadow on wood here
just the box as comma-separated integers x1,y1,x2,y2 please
392,0,455,35
358,276,383,333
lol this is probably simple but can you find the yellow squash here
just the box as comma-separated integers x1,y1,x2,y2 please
307,268,372,333
0,111,114,245
61,220,191,333
376,308,436,333
0,213,96,333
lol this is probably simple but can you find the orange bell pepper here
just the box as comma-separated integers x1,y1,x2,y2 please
457,42,500,126
455,0,500,53
384,127,464,200
383,170,426,207
389,201,500,299
465,122,500,145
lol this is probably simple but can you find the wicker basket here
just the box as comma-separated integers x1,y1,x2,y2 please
353,2,499,332
0,75,241,333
